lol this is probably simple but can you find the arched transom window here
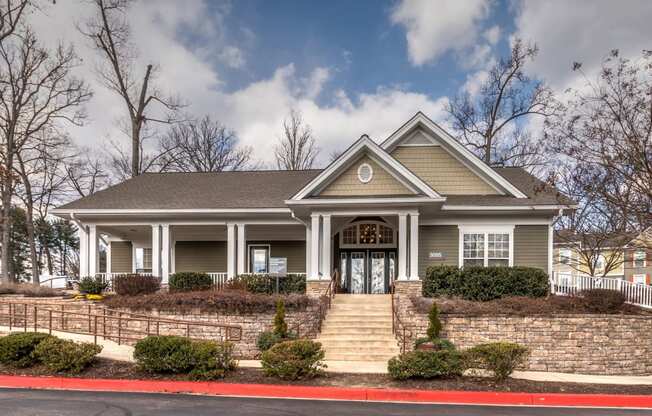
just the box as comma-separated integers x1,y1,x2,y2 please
340,221,396,248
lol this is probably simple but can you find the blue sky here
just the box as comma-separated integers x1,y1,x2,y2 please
30,0,652,167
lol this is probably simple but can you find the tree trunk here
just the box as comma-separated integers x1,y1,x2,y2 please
24,204,39,285
1,183,13,283
45,245,53,275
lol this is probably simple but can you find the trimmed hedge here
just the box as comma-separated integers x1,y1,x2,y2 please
388,350,465,380
261,340,325,380
33,337,102,373
169,272,213,292
423,266,549,301
230,274,306,294
0,332,53,368
465,342,528,381
113,274,160,296
188,340,237,380
579,289,626,313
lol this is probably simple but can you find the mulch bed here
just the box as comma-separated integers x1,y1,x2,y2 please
2,358,651,395
412,295,652,316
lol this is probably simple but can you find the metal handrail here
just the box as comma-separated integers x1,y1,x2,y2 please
0,301,242,346
391,285,413,354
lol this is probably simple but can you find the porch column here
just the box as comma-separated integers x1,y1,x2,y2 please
310,214,320,280
305,223,312,278
161,224,170,284
106,241,112,275
88,225,99,276
398,213,408,280
409,213,419,279
237,224,246,275
151,224,161,278
227,223,236,279
78,225,89,277
321,214,331,279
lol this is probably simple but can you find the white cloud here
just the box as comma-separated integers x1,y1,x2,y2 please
483,25,500,45
513,0,652,90
390,0,491,66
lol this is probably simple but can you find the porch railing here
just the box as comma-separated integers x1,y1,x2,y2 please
551,272,652,309
39,275,70,289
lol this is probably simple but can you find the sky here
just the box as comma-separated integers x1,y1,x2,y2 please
28,0,652,168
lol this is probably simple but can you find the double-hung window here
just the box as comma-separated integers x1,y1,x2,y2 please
559,248,572,265
634,250,646,268
460,226,513,268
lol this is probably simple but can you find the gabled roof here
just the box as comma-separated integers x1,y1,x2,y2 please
287,135,445,202
381,112,528,198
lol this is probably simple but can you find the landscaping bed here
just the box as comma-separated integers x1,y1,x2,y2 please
411,295,652,316
1,358,652,395
0,283,64,298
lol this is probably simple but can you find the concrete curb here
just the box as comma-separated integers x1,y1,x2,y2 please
0,375,651,408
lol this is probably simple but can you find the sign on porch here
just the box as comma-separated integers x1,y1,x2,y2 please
269,257,288,275
429,251,445,260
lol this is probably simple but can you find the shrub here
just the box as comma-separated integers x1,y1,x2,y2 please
388,350,465,380
33,337,102,373
0,283,62,297
169,272,213,292
423,266,549,301
188,340,237,380
78,276,109,295
414,337,455,351
273,300,288,338
579,289,626,313
230,274,306,294
134,336,194,373
104,289,315,314
426,303,442,340
113,274,160,296
261,340,325,380
0,332,52,368
465,342,528,382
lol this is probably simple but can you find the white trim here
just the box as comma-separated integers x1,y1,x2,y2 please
91,220,301,226
226,224,236,279
321,214,332,279
290,135,443,200
310,214,321,280
286,196,444,205
409,213,419,279
421,218,553,225
78,225,89,277
52,208,291,215
312,209,418,217
237,224,246,275
381,112,528,198
247,243,271,273
548,224,553,277
634,249,647,268
106,242,112,275
161,224,170,283
305,224,312,278
151,224,161,278
397,213,408,280
88,225,99,276
357,162,373,183
458,225,515,268
442,204,576,211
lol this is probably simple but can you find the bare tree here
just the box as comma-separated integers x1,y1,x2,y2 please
0,28,90,283
158,116,253,172
274,109,319,170
81,0,183,178
547,50,652,231
447,39,559,168
64,149,110,198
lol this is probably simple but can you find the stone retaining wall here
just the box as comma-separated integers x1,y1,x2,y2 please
397,296,652,376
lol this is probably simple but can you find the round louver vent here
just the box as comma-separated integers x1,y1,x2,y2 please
357,163,373,183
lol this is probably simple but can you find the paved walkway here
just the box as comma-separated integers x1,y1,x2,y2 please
2,328,652,385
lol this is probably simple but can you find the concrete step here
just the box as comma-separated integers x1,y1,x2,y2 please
316,339,399,349
316,334,398,342
320,327,394,336
321,322,392,330
324,352,397,361
329,306,392,314
322,346,400,356
325,316,392,323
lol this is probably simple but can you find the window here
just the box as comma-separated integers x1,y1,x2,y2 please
249,245,270,274
135,248,152,272
339,222,396,248
460,227,513,268
463,233,485,267
634,250,646,268
342,226,357,244
378,225,393,244
595,254,606,272
559,248,572,265
633,274,647,285
358,223,378,244
357,163,373,183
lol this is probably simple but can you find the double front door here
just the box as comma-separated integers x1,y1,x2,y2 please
339,250,396,294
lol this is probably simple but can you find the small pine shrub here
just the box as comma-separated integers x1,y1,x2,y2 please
134,336,194,373
33,337,102,373
0,332,52,368
113,274,160,296
579,289,626,313
168,272,213,292
273,300,288,338
78,276,109,295
388,350,465,380
426,303,442,340
465,342,529,381
261,340,325,380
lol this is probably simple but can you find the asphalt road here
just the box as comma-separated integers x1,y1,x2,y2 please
0,388,651,416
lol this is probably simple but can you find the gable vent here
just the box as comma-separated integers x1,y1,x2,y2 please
357,163,373,183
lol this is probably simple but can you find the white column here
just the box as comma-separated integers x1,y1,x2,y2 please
237,223,246,275
305,223,312,278
409,213,420,280
78,225,89,277
310,214,320,280
398,213,408,280
321,214,331,280
151,225,161,278
106,241,112,275
161,224,170,284
88,225,98,276
227,223,236,279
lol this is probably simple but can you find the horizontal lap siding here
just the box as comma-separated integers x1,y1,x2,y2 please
110,241,132,273
418,225,459,277
175,241,226,272
318,155,413,196
514,225,549,272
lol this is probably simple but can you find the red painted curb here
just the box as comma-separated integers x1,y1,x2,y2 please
0,375,651,409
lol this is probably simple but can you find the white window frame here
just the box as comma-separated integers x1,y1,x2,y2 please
634,250,646,268
339,221,397,249
458,225,514,268
633,274,647,285
559,247,572,265
247,244,271,274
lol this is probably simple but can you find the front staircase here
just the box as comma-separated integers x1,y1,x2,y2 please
315,294,400,362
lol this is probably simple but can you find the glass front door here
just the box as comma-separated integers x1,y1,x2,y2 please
340,250,395,294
